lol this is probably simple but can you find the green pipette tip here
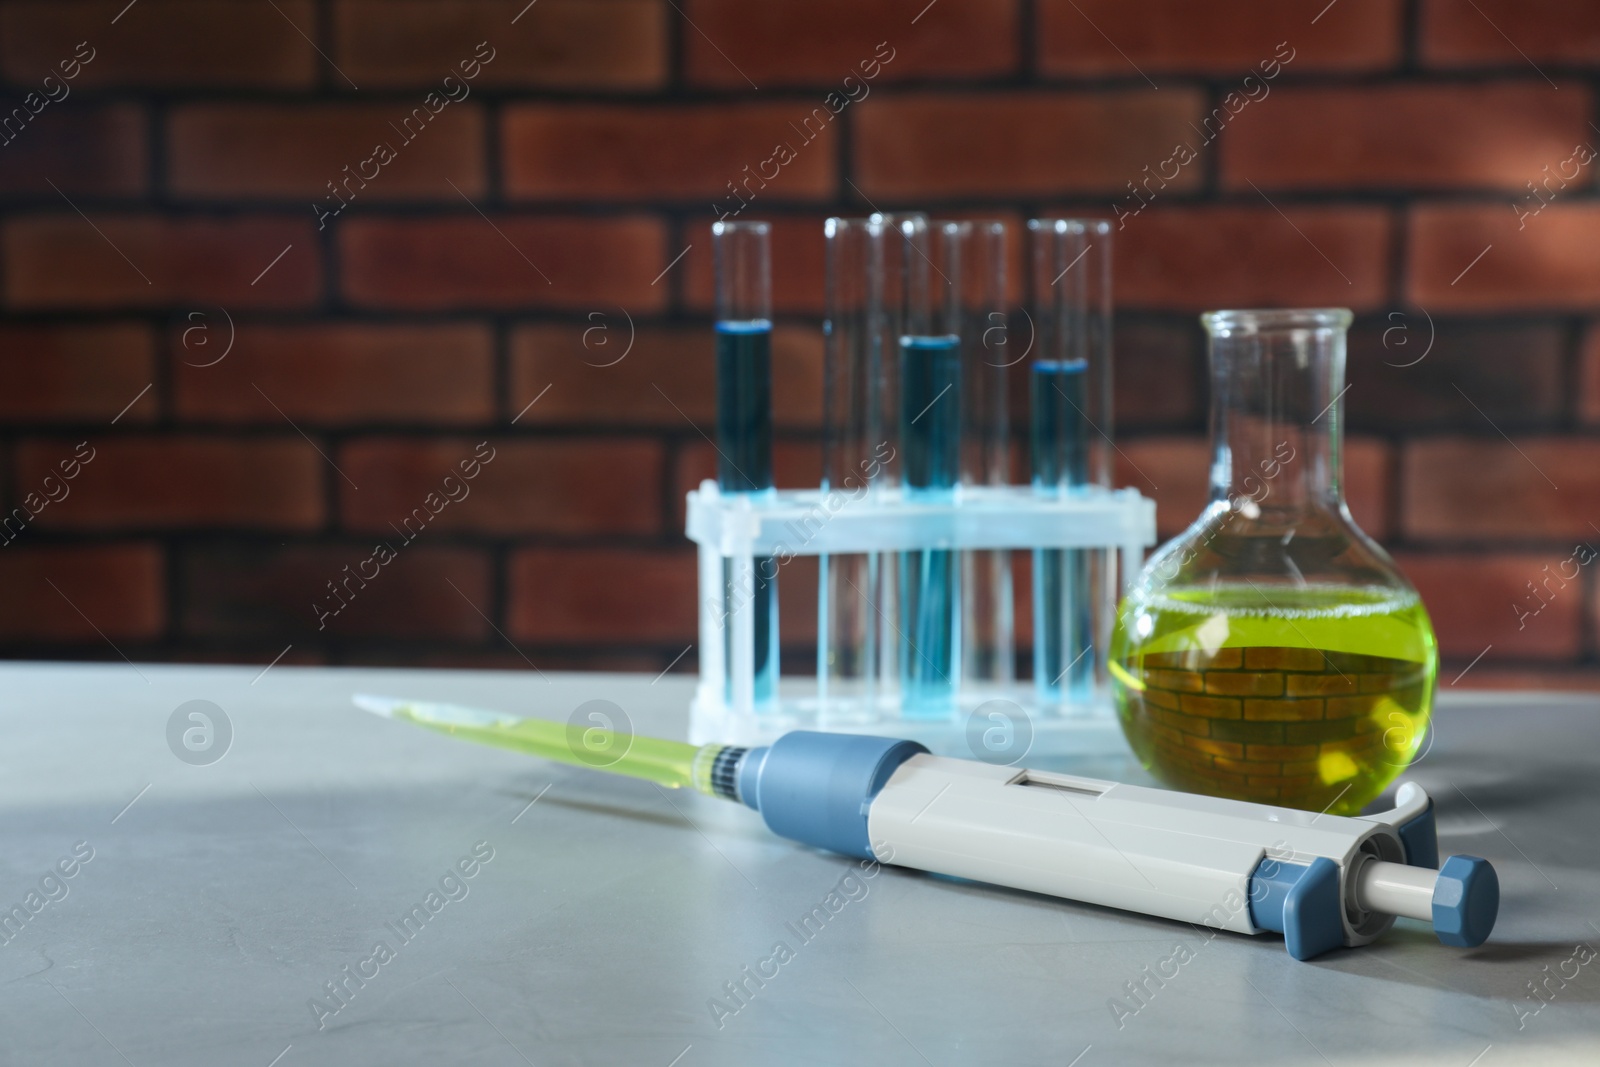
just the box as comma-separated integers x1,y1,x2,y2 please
353,694,730,796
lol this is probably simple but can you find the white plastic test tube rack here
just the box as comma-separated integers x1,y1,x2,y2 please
686,480,1157,756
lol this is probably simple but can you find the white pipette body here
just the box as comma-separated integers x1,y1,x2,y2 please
737,733,1497,960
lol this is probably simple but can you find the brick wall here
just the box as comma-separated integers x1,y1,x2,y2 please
2,0,1598,687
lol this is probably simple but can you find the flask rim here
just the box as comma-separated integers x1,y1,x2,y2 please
1202,307,1353,334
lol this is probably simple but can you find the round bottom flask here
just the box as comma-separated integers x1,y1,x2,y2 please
1110,309,1438,815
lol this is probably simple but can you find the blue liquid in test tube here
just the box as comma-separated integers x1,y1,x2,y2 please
1031,358,1092,701
899,333,960,718
716,318,778,705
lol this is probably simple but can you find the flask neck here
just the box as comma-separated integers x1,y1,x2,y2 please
1204,311,1350,525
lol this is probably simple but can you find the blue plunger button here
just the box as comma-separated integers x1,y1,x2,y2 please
1432,855,1498,948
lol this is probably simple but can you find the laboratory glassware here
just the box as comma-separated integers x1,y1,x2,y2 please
1030,219,1115,707
896,217,960,719
712,220,778,708
1109,308,1438,815
819,214,923,723
953,220,1015,693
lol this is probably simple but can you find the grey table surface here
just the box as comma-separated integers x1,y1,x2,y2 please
1,662,1597,1066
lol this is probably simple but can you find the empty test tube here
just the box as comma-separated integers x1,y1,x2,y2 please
953,220,1014,691
818,213,925,723
820,217,879,721
712,220,778,709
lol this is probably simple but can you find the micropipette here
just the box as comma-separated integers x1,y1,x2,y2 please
355,694,1498,961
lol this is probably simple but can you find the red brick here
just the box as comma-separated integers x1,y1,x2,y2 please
1343,443,1394,542
1116,207,1392,311
1245,647,1324,671
1145,668,1203,694
0,324,154,423
504,104,836,202
182,545,492,641
777,554,820,646
1182,692,1242,717
1206,670,1285,696
0,104,145,196
508,548,696,643
339,438,663,537
778,329,844,424
173,324,493,425
0,544,163,641
672,441,826,527
1348,321,1565,432
1396,552,1581,660
1409,204,1600,312
1403,437,1600,541
1421,0,1600,66
0,1,317,89
1116,435,1392,540
334,0,667,89
3,216,320,310
1040,0,1402,76
14,437,323,530
682,215,826,315
1222,83,1591,192
1242,697,1323,721
340,216,665,311
510,323,822,430
1189,736,1247,759
1114,322,1202,430
168,105,485,200
855,91,1205,199
684,1,1015,86
1114,436,1205,536
674,439,823,491
1010,549,1034,646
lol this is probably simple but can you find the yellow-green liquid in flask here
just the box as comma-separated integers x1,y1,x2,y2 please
1109,585,1437,815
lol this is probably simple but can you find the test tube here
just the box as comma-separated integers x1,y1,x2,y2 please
819,216,878,722
896,217,960,719
1029,218,1113,706
818,213,922,723
712,220,778,709
952,220,1014,693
